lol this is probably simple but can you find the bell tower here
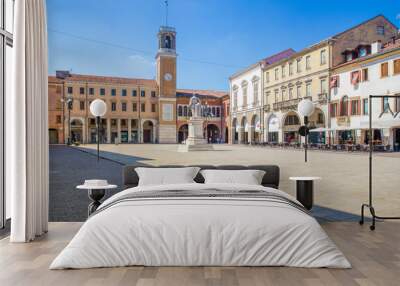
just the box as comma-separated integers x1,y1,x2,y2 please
156,25,177,143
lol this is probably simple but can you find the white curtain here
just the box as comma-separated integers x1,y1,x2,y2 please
9,0,49,242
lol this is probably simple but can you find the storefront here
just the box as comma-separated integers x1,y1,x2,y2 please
309,128,326,144
284,131,299,143
267,115,279,143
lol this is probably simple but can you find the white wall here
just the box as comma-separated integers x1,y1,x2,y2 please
331,52,400,130
230,64,262,111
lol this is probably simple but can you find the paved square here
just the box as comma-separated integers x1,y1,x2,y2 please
78,143,400,217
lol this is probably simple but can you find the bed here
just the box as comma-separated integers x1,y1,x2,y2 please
50,165,350,269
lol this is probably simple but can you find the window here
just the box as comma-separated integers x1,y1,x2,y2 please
151,91,156,97
362,68,369,81
284,115,300,126
242,87,247,106
265,72,270,83
56,115,61,124
306,56,311,70
281,89,286,101
233,91,238,108
216,107,220,117
320,79,327,94
89,87,94,95
274,68,279,80
351,71,360,85
122,102,127,111
80,101,85,110
340,96,349,116
376,25,385,35
289,62,293,75
67,86,73,94
382,97,389,113
363,99,368,115
253,82,259,104
111,88,116,96
111,102,117,111
381,62,388,77
183,106,188,117
289,88,293,99
330,103,338,117
141,103,146,112
178,105,183,116
141,90,146,97
359,47,367,57
121,89,127,96
394,59,400,75
80,87,85,95
121,119,126,126
132,103,137,112
296,85,301,98
100,88,105,96
296,59,302,73
281,66,285,78
351,100,360,115
317,113,324,124
306,82,311,97
274,90,279,103
132,90,137,97
320,50,326,65
151,104,156,112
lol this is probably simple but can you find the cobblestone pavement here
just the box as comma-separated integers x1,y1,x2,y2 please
50,145,127,221
79,143,400,218
50,144,375,222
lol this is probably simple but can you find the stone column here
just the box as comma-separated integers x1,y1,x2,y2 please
128,119,132,143
107,118,111,143
238,127,243,144
153,124,157,143
117,118,121,144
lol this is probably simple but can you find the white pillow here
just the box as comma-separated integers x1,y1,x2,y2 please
200,169,266,185
135,167,200,186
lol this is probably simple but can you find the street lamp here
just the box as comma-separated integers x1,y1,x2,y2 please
66,94,74,145
298,99,315,162
90,99,107,161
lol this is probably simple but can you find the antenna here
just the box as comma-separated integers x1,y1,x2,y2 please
165,0,169,26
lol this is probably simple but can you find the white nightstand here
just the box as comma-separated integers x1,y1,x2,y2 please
77,180,117,216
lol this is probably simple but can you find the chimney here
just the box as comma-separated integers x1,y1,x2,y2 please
371,41,382,54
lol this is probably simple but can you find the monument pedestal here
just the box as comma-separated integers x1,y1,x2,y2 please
178,117,214,152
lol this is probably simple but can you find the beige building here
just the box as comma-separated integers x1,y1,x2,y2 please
262,15,398,145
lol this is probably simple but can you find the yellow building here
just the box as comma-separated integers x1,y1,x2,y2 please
263,15,398,145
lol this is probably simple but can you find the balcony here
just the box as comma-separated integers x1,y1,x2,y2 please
273,96,311,111
317,93,328,104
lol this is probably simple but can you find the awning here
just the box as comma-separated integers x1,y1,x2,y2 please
310,127,327,132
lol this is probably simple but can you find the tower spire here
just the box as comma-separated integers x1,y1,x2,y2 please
165,0,169,26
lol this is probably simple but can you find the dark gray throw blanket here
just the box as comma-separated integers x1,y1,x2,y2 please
91,189,310,218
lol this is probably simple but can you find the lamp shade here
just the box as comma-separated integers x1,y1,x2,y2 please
90,99,107,117
298,98,315,117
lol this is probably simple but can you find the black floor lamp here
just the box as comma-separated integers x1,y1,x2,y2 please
89,99,107,161
359,94,400,230
298,99,315,162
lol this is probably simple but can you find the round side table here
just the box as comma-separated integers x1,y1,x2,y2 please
289,177,321,210
77,184,117,216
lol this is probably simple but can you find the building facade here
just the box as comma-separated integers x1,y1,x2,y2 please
48,25,229,144
229,49,296,144
330,38,400,150
230,14,398,146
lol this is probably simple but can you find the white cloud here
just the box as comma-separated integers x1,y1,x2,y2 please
127,54,156,78
128,54,156,67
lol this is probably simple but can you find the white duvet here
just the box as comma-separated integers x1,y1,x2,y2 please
50,183,351,269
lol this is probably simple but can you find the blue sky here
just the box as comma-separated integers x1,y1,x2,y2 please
47,0,400,91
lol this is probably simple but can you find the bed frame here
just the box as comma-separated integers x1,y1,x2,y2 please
122,165,280,189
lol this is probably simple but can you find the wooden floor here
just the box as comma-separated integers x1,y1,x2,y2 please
0,221,399,286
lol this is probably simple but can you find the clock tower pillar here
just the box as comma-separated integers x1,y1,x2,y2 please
156,26,177,143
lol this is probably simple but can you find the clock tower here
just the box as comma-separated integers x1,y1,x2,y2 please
156,26,177,143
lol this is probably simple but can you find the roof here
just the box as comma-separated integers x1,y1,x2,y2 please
261,49,296,65
176,89,228,98
229,48,296,79
49,73,158,87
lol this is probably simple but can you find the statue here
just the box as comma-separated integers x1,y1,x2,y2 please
189,95,201,118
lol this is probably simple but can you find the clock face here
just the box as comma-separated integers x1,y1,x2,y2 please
164,73,173,81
